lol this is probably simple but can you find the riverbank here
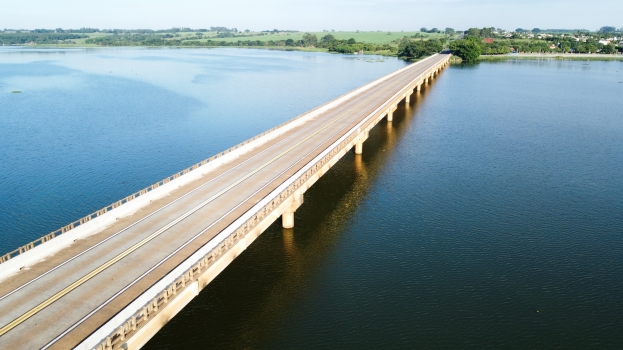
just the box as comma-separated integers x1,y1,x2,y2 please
482,53,622,62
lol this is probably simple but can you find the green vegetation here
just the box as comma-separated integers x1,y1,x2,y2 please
6,26,620,60
11,90,22,93
0,33,87,45
397,39,444,59
449,37,482,63
0,27,455,58
449,27,623,62
476,55,623,62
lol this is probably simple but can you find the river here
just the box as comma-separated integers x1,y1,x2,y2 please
1,48,622,348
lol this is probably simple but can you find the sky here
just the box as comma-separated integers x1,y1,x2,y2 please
2,0,621,32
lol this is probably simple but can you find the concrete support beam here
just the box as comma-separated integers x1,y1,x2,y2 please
417,84,421,91
387,109,393,122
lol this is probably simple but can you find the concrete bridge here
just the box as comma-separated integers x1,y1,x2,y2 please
0,53,450,349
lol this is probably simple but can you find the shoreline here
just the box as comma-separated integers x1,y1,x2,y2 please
478,53,623,62
0,44,384,54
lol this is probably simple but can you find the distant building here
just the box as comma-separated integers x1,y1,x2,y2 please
483,38,494,44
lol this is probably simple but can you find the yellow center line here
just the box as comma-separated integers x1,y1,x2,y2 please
0,59,443,337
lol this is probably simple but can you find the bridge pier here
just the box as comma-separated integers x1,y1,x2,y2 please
282,212,294,229
355,140,363,154
282,193,304,228
354,131,368,155
385,104,397,122
417,84,421,92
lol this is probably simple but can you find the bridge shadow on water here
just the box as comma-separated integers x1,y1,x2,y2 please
144,82,438,349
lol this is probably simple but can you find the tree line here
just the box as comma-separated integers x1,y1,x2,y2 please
0,33,87,44
450,27,623,63
84,33,398,54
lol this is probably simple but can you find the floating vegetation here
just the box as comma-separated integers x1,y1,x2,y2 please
11,90,22,93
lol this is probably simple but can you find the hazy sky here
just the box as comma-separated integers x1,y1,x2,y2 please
2,0,621,31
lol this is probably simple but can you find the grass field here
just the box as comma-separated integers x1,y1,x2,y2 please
200,31,448,43
64,31,451,46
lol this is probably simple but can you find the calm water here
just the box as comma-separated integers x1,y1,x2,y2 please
2,49,623,348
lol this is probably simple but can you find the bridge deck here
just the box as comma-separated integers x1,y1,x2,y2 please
0,53,450,349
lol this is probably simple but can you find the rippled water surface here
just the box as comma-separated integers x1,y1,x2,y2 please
1,50,623,348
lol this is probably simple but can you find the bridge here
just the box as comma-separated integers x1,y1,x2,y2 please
0,53,450,349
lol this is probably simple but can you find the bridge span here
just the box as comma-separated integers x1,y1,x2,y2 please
0,53,450,349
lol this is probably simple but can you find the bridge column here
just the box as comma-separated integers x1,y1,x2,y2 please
282,212,294,229
405,89,413,104
417,84,421,92
355,140,363,154
282,193,304,228
387,109,393,122
354,131,368,154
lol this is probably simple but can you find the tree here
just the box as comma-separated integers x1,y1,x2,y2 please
429,28,439,33
466,28,481,37
347,38,356,44
601,44,617,54
321,34,335,43
302,33,318,47
599,26,616,33
285,38,294,46
515,28,525,33
445,28,455,35
450,39,482,63
420,27,427,33
333,45,355,54
532,28,542,33
398,39,443,59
